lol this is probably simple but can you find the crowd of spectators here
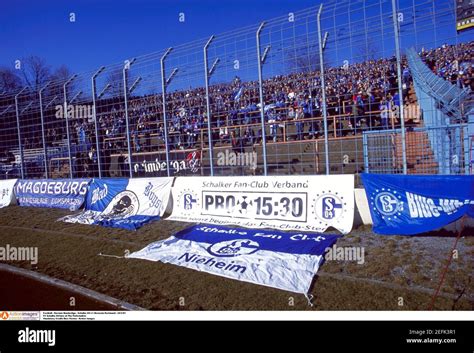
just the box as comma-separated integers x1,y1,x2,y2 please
1,41,472,178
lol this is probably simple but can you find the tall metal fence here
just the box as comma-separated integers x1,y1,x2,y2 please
0,0,473,183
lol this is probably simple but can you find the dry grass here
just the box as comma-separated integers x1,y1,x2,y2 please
0,206,472,310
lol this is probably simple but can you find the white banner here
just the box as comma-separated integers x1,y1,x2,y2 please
168,175,354,233
129,224,340,294
61,177,173,230
0,179,17,208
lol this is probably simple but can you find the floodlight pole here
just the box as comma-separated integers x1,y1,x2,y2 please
92,66,105,178
317,4,330,175
123,59,136,178
204,35,220,176
64,74,77,178
14,87,27,179
39,82,51,178
256,22,269,176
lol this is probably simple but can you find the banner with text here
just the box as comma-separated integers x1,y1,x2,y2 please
132,150,202,177
15,179,90,210
0,179,17,208
361,174,474,235
168,175,354,233
60,177,172,230
129,224,340,294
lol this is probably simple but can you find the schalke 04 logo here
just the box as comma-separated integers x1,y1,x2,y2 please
312,191,346,226
177,189,199,212
100,190,140,219
207,239,260,257
371,188,403,219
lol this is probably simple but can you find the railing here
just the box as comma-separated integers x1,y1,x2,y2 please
0,0,472,179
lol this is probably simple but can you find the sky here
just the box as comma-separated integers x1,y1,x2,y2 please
0,0,321,73
1,0,472,90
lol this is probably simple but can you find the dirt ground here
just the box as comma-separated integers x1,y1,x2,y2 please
0,205,472,310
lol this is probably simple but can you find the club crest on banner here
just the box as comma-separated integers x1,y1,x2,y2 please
312,190,348,227
176,189,200,212
361,174,474,235
371,188,404,220
101,191,140,219
169,176,354,234
207,239,260,257
60,177,173,230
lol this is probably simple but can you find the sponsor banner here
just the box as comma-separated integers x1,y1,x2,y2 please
129,224,340,294
60,177,172,230
169,175,354,233
132,150,201,177
0,179,17,209
361,174,474,235
15,179,90,210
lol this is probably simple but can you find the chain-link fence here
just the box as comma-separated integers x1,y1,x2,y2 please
0,0,473,182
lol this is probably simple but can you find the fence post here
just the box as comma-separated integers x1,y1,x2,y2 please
14,87,27,179
39,82,51,178
92,66,105,178
256,22,268,176
123,59,136,178
204,35,219,176
391,0,407,174
363,132,369,173
317,4,330,175
160,48,174,177
64,74,77,179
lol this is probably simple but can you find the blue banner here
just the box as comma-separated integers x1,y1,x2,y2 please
15,179,90,210
361,174,474,235
173,224,340,256
130,224,340,294
60,177,173,230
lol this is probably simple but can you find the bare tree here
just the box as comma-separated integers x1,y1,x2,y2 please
49,65,77,98
285,43,331,74
105,68,125,98
0,67,22,93
356,37,380,62
20,55,51,92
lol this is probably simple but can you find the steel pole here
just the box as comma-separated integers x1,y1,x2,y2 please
92,67,105,178
161,48,173,177
123,66,133,178
204,36,215,176
256,22,268,176
392,0,408,174
63,75,76,179
14,87,27,179
39,82,50,178
317,4,330,175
